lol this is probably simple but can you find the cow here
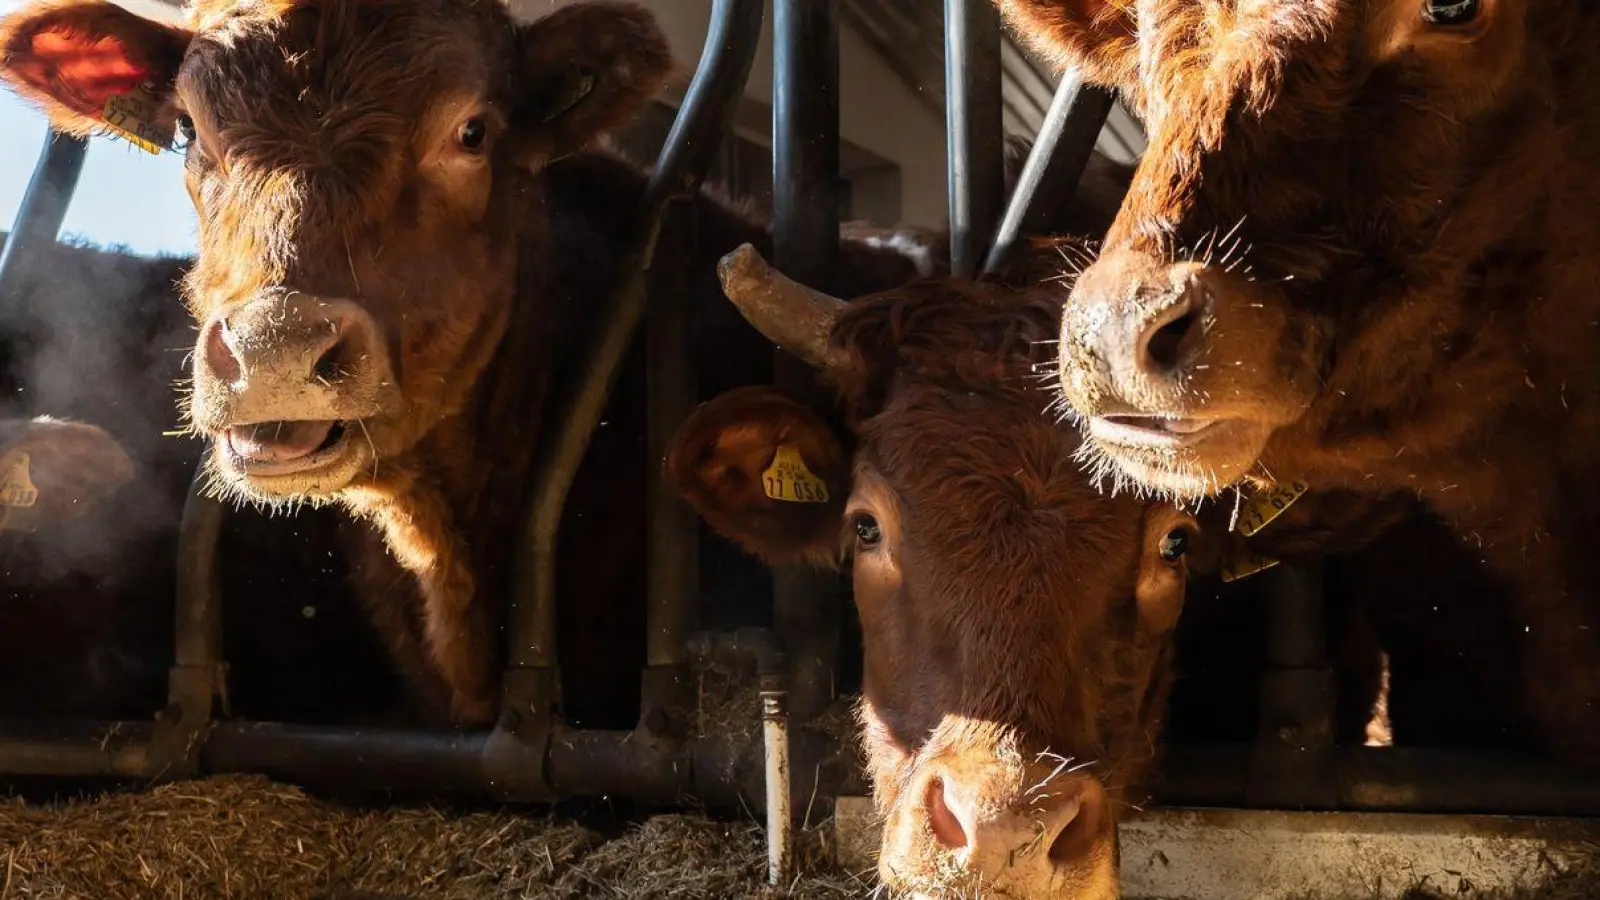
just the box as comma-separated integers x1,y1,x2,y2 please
995,0,1600,761
663,244,1533,899
0,0,996,727
0,235,413,723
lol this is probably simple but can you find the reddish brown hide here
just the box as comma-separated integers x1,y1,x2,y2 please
0,0,942,725
996,0,1600,761
667,266,1193,900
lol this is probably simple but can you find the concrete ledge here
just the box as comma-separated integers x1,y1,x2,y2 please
833,797,1600,898
1121,807,1598,899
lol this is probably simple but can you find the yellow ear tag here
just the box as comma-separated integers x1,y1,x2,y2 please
1232,479,1310,538
1220,539,1281,583
102,83,173,156
762,444,830,504
0,452,39,533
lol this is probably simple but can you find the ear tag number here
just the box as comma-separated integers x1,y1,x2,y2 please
762,444,830,504
1232,479,1310,537
102,82,173,155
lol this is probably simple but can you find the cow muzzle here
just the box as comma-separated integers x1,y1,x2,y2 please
1056,251,1317,499
879,754,1119,900
190,290,400,498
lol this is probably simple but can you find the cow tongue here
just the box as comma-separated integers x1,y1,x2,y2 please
227,420,336,463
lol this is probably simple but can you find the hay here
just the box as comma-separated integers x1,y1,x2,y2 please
0,775,870,900
3,775,1590,900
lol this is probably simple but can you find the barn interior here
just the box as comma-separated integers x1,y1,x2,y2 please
0,0,1597,898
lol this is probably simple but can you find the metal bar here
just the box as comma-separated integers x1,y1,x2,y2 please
0,722,1597,817
640,198,700,741
149,460,230,777
507,0,763,675
762,672,792,885
771,0,842,729
491,0,763,798
943,0,1004,279
1246,563,1338,808
981,72,1115,277
0,132,88,391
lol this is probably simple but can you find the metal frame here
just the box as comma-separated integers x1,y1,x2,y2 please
1,0,1597,842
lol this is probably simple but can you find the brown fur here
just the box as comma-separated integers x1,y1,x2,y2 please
1004,0,1600,763
668,282,1192,900
0,0,932,725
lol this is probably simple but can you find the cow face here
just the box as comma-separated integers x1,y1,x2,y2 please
995,0,1551,499
0,0,671,505
667,251,1205,900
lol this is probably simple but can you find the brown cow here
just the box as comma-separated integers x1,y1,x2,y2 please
997,0,1600,760
0,0,953,725
666,247,1550,898
668,251,1192,899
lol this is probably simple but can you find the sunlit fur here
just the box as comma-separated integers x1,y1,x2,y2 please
668,282,1195,900
998,0,1600,763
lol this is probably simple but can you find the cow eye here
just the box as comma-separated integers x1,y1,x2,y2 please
176,113,197,146
458,117,488,151
1158,528,1190,563
1421,0,1479,26
853,513,882,548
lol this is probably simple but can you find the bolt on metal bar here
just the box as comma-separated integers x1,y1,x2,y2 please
944,0,1005,280
982,70,1115,278
771,0,843,730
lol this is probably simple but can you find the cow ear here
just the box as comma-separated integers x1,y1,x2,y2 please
509,1,674,168
665,387,850,570
0,0,191,141
994,0,1136,86
0,417,134,533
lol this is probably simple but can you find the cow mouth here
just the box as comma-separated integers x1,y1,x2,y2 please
222,419,353,476
1089,414,1223,448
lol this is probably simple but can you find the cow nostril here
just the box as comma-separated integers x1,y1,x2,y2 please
203,319,242,384
313,336,350,384
1143,308,1200,373
924,778,969,851
1045,783,1099,866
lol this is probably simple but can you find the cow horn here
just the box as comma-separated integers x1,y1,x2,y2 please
717,243,848,371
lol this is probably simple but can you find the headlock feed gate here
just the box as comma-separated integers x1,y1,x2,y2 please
0,0,1598,895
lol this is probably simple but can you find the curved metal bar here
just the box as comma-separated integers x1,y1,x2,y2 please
0,132,88,387
981,70,1114,278
491,0,765,800
507,0,764,671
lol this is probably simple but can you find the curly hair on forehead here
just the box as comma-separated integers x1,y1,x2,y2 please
824,280,1066,424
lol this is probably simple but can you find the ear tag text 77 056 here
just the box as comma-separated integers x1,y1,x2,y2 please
762,444,830,504
102,82,174,155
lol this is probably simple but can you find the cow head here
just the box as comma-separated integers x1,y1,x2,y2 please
996,0,1561,499
667,247,1209,900
0,0,671,505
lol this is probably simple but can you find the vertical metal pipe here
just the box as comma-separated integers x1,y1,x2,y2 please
982,72,1116,277
641,196,700,736
150,454,228,777
762,671,793,885
0,132,88,392
943,0,1004,280
772,0,842,729
1246,562,1338,809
